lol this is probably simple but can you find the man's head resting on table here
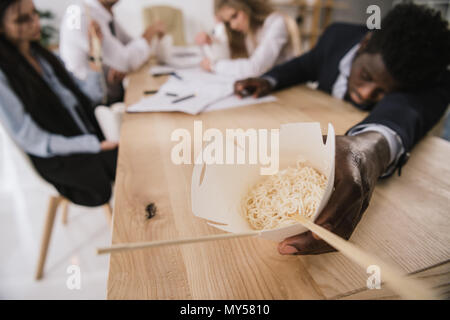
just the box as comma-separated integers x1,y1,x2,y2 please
348,3,450,107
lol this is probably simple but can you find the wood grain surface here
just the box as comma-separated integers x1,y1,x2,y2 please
106,62,450,299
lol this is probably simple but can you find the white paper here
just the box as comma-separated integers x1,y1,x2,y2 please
175,67,237,84
191,122,335,242
127,76,234,115
204,95,277,112
163,46,204,69
131,68,277,114
149,65,176,75
94,103,125,142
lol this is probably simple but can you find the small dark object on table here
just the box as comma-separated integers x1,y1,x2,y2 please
145,203,157,219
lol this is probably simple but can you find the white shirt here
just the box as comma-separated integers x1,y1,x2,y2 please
202,23,231,63
59,0,153,80
331,44,360,99
213,12,296,79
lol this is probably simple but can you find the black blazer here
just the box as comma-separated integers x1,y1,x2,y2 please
264,23,450,154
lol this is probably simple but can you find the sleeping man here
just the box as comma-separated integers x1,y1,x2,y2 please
234,4,450,255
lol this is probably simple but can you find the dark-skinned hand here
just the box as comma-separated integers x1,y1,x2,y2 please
234,78,273,98
278,131,391,255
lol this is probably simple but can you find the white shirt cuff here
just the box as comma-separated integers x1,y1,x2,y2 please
261,76,277,88
347,124,405,177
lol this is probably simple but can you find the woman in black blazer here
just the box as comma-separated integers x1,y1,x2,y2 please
0,0,118,207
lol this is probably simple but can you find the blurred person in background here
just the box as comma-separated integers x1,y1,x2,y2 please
0,0,119,206
196,0,297,79
60,0,165,104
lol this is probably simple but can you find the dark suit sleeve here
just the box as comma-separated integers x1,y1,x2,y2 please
350,72,450,152
263,23,367,92
262,24,336,90
263,48,320,90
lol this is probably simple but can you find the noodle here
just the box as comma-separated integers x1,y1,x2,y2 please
242,160,328,231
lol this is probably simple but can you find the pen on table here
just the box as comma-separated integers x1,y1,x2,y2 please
171,73,183,81
172,94,195,104
153,72,183,80
144,90,179,97
152,72,171,77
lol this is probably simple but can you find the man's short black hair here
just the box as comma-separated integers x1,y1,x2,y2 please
365,3,450,90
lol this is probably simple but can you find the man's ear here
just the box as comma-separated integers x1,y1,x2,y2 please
359,32,373,52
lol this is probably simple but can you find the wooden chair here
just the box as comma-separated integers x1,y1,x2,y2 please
272,0,344,50
0,121,113,281
35,198,112,281
142,5,186,46
282,13,303,57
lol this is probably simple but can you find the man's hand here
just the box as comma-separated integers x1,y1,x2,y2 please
234,78,272,98
100,141,119,151
200,58,213,72
142,21,166,44
195,32,212,46
278,132,391,255
107,68,126,84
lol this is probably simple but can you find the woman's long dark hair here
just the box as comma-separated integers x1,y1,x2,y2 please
0,0,103,140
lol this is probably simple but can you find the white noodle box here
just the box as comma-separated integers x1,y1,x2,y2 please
191,122,335,242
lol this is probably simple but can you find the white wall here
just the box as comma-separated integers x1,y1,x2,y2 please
33,0,216,44
34,0,77,37
114,0,216,42
332,0,394,24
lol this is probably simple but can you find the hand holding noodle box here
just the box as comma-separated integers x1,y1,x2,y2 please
100,123,435,299
191,122,335,242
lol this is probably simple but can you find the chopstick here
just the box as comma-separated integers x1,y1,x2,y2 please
293,215,437,300
96,215,437,299
97,231,260,255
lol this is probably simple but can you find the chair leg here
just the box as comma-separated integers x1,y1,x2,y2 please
35,195,63,280
103,203,113,228
61,199,69,225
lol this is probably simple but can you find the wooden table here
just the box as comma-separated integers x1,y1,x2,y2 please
107,64,450,300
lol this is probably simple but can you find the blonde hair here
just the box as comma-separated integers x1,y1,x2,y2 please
215,0,274,58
